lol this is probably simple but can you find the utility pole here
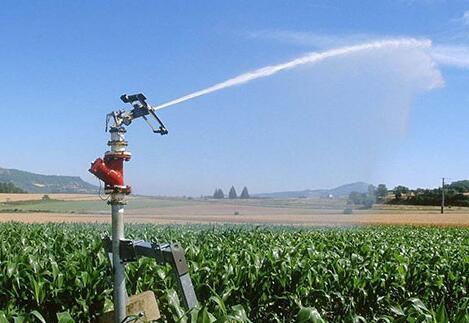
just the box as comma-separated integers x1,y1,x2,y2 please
441,177,445,214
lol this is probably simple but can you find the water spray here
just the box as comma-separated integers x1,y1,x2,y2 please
89,94,197,322
154,38,431,111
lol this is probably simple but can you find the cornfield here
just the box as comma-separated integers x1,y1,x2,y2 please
0,223,467,322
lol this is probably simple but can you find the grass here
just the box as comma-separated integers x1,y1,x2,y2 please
0,196,206,214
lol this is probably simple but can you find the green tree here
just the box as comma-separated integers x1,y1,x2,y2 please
348,189,375,209
368,185,376,200
376,184,388,203
213,188,224,199
0,182,26,193
228,186,237,199
394,185,409,200
348,191,366,205
448,180,469,193
240,187,250,199
386,182,469,207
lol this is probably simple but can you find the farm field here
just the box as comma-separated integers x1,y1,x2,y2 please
0,223,467,322
1,194,469,226
0,193,99,203
2,211,469,227
0,196,468,321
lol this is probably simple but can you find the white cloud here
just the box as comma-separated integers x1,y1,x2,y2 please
451,10,469,26
463,11,469,25
398,0,446,4
431,45,469,68
246,30,385,49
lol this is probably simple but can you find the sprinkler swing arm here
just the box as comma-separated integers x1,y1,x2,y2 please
105,93,168,135
89,93,197,322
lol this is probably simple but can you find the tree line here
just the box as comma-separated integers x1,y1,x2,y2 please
0,182,26,193
347,184,385,209
387,180,469,207
347,180,469,208
213,186,250,199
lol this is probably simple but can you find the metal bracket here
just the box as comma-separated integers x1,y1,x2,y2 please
120,93,168,135
105,93,168,135
102,236,198,310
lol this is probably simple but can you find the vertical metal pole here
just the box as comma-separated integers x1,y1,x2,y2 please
441,177,445,214
108,127,130,323
111,202,126,322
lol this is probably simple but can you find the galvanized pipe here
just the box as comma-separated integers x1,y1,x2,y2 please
109,127,129,323
111,202,126,322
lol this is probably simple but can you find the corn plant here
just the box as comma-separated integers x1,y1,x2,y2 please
0,223,467,322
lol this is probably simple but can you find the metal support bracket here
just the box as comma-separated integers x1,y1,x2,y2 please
102,236,198,310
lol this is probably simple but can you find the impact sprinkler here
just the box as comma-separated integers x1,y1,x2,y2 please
89,94,197,323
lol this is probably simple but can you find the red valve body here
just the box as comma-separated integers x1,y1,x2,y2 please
89,153,131,192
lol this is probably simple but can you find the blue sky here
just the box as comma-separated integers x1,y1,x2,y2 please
1,1,469,196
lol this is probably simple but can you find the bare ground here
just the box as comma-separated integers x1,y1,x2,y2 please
1,203,468,226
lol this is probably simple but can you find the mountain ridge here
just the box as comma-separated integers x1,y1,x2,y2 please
0,167,97,193
254,182,371,198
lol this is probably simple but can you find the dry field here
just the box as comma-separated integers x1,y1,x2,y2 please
1,194,468,226
1,211,469,226
0,194,469,227
0,193,99,202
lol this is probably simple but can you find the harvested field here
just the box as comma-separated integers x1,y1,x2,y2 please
0,193,99,202
1,208,468,226
1,194,468,226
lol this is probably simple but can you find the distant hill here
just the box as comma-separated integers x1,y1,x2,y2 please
254,182,371,198
0,167,98,193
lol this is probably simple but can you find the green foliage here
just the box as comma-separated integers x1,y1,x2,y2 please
56,311,75,323
240,187,250,199
297,307,325,323
349,191,366,205
382,297,469,322
0,197,199,214
448,180,469,193
213,189,225,199
388,184,469,207
348,187,375,209
393,186,410,200
0,224,467,322
228,186,238,199
376,184,388,203
0,182,26,193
